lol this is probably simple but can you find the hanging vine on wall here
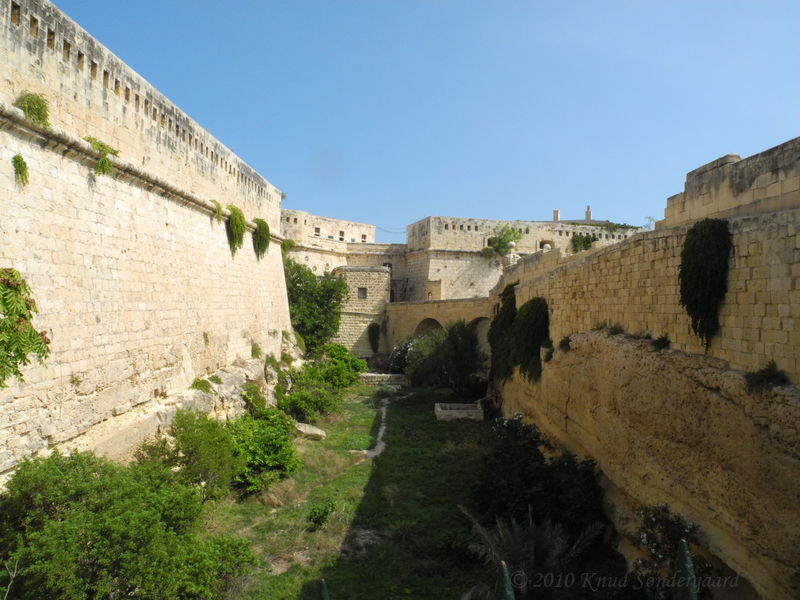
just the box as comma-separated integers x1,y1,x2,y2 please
679,218,732,349
512,297,550,382
252,218,270,260
226,205,246,256
12,154,29,187
0,269,51,389
488,283,518,381
210,200,224,223
14,92,50,129
84,136,119,176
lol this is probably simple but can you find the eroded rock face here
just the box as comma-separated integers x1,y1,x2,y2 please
499,331,800,600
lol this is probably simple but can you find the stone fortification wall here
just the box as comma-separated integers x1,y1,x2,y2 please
401,250,504,302
498,332,800,600
660,137,800,228
407,215,639,254
385,297,492,345
1,1,291,478
1,0,282,229
330,267,390,357
281,209,375,245
495,207,800,382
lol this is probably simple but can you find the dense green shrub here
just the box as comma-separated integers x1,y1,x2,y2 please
404,321,485,396
14,92,49,128
142,409,243,502
241,381,268,416
0,451,254,600
313,343,367,389
0,268,50,389
367,322,381,353
472,417,604,535
226,411,301,493
511,297,550,382
12,154,29,187
210,199,223,223
570,232,598,252
283,257,348,353
679,218,732,349
278,386,341,423
745,359,790,392
388,338,414,373
484,225,523,257
488,284,517,381
252,218,270,260
225,205,247,257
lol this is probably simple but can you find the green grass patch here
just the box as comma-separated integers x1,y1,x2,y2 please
205,388,491,599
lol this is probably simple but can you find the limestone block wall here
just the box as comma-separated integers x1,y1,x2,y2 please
498,332,800,600
330,267,390,357
1,0,282,230
281,209,375,244
407,215,639,254
660,137,800,228
494,207,800,382
0,0,291,479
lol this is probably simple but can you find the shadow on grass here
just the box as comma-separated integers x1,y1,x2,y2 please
297,389,492,600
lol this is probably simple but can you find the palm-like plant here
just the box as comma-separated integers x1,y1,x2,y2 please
460,506,604,600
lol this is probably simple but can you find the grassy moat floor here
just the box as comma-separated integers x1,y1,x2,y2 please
204,386,492,600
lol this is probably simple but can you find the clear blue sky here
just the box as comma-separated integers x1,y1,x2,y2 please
56,0,800,243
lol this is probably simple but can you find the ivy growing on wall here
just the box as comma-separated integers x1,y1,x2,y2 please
211,200,223,223
12,154,29,187
14,92,50,128
0,269,51,389
252,218,270,261
84,136,119,176
679,218,732,349
367,322,381,353
226,205,246,257
487,283,518,381
570,233,598,252
512,297,550,382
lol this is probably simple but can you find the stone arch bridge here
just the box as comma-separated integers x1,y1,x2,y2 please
384,297,494,350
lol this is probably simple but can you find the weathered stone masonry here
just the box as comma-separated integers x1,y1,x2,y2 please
1,0,291,479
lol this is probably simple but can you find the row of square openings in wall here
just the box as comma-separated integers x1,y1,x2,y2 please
555,230,629,240
315,228,367,243
9,2,270,201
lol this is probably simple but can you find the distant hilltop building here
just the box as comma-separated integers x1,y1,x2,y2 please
281,207,643,355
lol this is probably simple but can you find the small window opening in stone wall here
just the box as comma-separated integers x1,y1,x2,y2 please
152,107,157,121
29,16,38,38
160,114,166,127
361,234,367,242
475,226,479,231
47,28,55,49
11,3,20,25
460,224,464,231
103,70,109,87
339,230,345,241
525,227,529,234
134,94,140,110
124,87,130,102
76,51,84,71
358,287,367,299
558,231,563,236
444,224,449,230
314,227,320,237
293,217,298,224
467,225,471,231
62,40,71,62
114,80,121,96
90,60,97,79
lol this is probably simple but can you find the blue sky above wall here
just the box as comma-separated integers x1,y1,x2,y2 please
56,0,800,242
